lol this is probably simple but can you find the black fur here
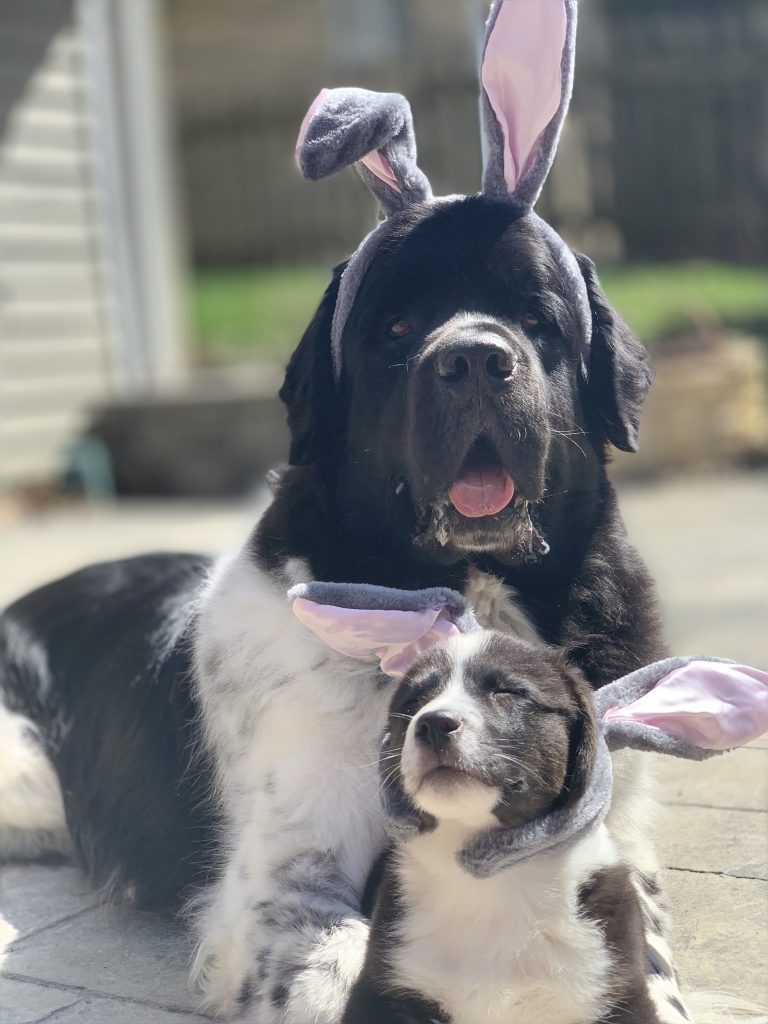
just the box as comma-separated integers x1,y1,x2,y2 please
258,199,664,684
0,554,218,907
578,865,663,1024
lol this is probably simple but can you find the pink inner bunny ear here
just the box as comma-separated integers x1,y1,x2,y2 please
291,598,459,678
359,149,402,194
295,88,330,164
604,662,768,750
481,0,571,201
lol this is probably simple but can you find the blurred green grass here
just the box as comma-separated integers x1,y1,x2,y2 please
191,262,768,365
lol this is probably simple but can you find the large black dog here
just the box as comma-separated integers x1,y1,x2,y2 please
0,198,691,1024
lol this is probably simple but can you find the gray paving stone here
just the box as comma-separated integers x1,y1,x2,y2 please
658,805,768,880
47,997,211,1022
0,865,97,940
0,977,211,1024
657,746,768,812
4,905,199,1014
618,471,768,668
666,870,768,1007
0,977,80,1024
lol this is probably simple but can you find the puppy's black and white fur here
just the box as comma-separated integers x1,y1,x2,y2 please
1,198,689,1023
346,632,659,1024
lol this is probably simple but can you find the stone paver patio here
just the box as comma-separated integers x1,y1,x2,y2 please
1,472,767,1021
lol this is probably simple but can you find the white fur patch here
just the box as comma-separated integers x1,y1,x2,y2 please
392,825,620,1024
463,567,540,640
0,704,70,861
0,915,18,969
190,548,392,1020
401,633,502,826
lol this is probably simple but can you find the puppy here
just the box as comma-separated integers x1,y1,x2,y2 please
346,632,659,1024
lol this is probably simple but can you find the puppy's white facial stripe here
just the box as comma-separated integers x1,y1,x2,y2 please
401,633,500,825
403,633,485,772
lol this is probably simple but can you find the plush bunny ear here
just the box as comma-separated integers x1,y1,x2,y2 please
596,657,768,760
288,582,478,678
480,0,577,210
296,87,433,216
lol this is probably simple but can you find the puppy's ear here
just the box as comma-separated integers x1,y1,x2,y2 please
559,671,599,808
576,253,654,453
279,263,345,465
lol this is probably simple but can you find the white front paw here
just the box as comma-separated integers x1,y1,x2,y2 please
191,930,252,1019
281,918,369,1024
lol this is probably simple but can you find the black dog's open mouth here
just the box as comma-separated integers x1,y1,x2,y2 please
447,438,515,518
411,436,549,560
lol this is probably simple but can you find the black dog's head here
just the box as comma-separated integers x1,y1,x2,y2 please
382,631,597,832
280,199,652,567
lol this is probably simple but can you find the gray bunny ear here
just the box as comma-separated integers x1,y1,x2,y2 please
480,0,577,210
296,87,433,216
595,657,768,760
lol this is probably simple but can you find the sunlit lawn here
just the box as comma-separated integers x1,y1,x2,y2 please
191,262,768,365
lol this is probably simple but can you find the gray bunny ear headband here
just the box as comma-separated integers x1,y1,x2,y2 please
295,0,590,381
289,581,768,877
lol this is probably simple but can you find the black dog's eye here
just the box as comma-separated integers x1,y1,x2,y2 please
521,312,540,328
387,317,413,338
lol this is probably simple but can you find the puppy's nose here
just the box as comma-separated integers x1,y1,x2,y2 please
434,340,516,385
415,710,462,753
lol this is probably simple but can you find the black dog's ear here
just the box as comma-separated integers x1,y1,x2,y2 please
576,253,654,453
279,262,346,465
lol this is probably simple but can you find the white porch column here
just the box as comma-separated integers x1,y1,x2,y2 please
77,0,188,393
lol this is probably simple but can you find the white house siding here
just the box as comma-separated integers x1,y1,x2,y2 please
0,0,186,492
0,0,115,489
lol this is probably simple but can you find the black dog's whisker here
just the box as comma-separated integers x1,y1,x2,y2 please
551,429,588,461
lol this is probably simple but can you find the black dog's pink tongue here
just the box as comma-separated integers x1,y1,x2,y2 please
448,465,515,518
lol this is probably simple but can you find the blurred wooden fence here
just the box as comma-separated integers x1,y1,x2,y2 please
604,0,768,261
169,0,768,267
175,77,484,266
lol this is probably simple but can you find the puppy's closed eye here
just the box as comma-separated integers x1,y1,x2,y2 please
482,672,529,699
491,686,529,699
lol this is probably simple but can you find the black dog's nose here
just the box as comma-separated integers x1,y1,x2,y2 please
415,710,462,753
435,340,516,385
